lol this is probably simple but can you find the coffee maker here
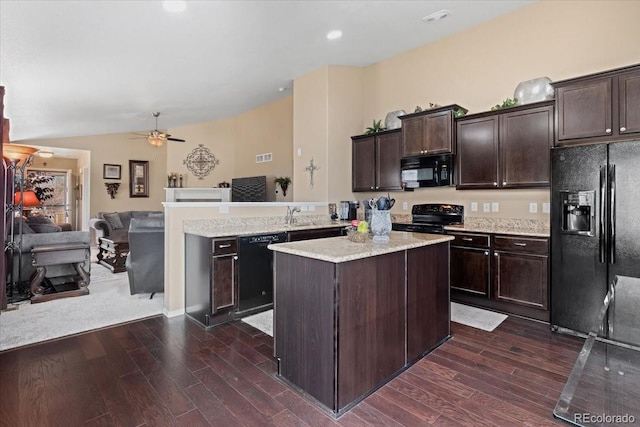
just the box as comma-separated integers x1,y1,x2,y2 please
339,201,359,220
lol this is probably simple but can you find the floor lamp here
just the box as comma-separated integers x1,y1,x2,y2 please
3,143,38,302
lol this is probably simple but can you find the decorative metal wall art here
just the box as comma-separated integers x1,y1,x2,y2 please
305,158,320,188
105,182,120,199
184,144,219,180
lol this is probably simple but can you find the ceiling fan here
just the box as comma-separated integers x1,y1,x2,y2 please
131,112,185,146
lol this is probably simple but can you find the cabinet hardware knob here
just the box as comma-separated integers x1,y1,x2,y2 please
620,127,627,132
513,242,527,247
605,128,612,133
375,186,379,189
484,251,489,256
502,181,507,186
370,186,374,190
494,253,498,257
233,256,238,260
493,182,498,186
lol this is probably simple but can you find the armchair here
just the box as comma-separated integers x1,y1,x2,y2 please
89,211,163,245
125,217,164,299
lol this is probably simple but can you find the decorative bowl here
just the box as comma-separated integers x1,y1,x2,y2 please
346,229,370,243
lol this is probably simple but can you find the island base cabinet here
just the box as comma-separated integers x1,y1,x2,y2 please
407,244,450,362
274,242,451,417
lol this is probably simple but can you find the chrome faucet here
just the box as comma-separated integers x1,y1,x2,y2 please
285,206,301,224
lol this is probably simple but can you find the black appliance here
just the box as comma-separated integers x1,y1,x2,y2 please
231,176,267,202
237,232,287,313
392,203,464,234
401,154,454,189
551,141,640,334
339,200,359,220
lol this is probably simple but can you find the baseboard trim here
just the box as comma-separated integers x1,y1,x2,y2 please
163,307,185,318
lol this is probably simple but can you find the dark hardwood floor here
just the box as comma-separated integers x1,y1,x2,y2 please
0,314,583,426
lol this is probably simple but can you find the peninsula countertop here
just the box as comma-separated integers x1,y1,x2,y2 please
268,231,453,263
184,218,350,238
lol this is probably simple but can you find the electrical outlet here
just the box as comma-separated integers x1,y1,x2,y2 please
297,148,302,156
300,205,308,211
529,202,538,213
543,202,551,213
402,202,408,210
491,202,499,212
219,206,229,214
483,203,491,212
308,205,316,211
471,202,478,212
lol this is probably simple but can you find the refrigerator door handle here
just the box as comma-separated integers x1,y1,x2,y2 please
599,165,607,264
609,164,616,264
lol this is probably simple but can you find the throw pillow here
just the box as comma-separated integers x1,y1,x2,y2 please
26,215,55,225
29,224,63,233
103,212,124,229
119,211,133,230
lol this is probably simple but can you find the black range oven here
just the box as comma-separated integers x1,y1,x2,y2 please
392,203,464,234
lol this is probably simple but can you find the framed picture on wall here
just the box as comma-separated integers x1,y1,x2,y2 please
103,164,121,179
129,160,149,198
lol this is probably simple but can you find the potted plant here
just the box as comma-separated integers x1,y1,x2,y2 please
364,119,386,135
274,176,292,197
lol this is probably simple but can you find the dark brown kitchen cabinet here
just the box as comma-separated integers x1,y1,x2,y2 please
352,129,402,192
407,243,450,362
493,236,548,311
185,234,238,328
287,226,344,242
553,64,640,145
456,101,553,189
399,104,464,157
449,232,491,297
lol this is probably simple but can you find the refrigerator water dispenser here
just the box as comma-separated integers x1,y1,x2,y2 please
560,191,595,236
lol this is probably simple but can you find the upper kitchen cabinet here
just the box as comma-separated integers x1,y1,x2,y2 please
456,101,553,189
352,129,402,192
553,64,640,146
399,105,466,157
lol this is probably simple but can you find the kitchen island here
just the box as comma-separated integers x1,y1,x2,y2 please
268,231,453,416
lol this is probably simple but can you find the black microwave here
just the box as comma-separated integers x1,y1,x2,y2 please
401,154,454,189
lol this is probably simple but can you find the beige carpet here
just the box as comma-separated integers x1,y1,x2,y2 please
242,303,508,337
0,263,163,352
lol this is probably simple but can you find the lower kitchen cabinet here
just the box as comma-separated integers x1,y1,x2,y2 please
287,226,344,242
449,232,491,297
494,235,548,310
449,231,550,321
185,234,238,327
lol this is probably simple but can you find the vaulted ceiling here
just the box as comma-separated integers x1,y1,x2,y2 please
0,1,534,141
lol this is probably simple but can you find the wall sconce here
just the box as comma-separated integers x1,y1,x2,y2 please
105,182,120,199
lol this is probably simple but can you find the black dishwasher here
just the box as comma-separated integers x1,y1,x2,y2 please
236,232,287,313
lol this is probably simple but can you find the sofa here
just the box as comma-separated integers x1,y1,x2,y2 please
88,211,163,244
6,216,91,286
125,217,164,298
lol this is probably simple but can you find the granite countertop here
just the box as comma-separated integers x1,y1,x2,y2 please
184,216,350,238
393,216,550,238
268,231,453,263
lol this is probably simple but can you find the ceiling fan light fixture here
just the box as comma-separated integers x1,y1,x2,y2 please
163,1,186,13
148,136,164,147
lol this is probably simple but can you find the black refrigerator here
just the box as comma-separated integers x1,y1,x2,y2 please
551,140,640,334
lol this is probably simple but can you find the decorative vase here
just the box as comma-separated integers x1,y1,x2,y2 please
370,210,392,243
514,77,554,105
385,110,406,130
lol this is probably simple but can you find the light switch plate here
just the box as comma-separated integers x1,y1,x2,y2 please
483,203,491,212
491,202,499,212
529,202,538,213
297,148,302,156
308,205,316,211
471,202,478,212
543,202,551,213
402,202,408,210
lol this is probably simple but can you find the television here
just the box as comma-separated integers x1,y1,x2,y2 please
231,176,267,202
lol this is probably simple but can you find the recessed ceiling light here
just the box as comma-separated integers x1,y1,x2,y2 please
327,30,342,40
163,1,186,13
422,9,450,23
